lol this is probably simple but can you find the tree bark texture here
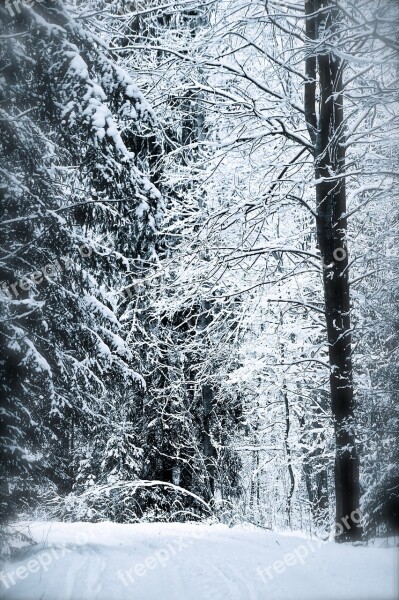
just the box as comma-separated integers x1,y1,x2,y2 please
304,0,362,541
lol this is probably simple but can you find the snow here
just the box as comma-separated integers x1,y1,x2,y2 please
136,200,150,218
83,295,119,325
21,340,52,375
2,522,397,600
82,99,130,156
67,54,89,81
99,327,133,360
112,64,156,123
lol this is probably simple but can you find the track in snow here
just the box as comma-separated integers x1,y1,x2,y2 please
1,522,398,600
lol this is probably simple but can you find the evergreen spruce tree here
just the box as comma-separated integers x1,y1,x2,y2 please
0,0,161,527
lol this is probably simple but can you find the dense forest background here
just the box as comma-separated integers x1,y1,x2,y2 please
1,0,398,551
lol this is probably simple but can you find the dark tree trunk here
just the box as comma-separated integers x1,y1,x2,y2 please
303,454,329,527
284,389,295,526
305,0,362,541
202,382,215,500
299,396,329,529
199,299,216,501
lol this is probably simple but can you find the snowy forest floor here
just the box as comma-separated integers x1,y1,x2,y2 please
1,522,398,600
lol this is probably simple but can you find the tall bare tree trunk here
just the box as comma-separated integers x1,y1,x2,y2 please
305,0,362,541
199,299,216,501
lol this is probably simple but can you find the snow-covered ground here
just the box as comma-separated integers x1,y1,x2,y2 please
1,522,398,600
